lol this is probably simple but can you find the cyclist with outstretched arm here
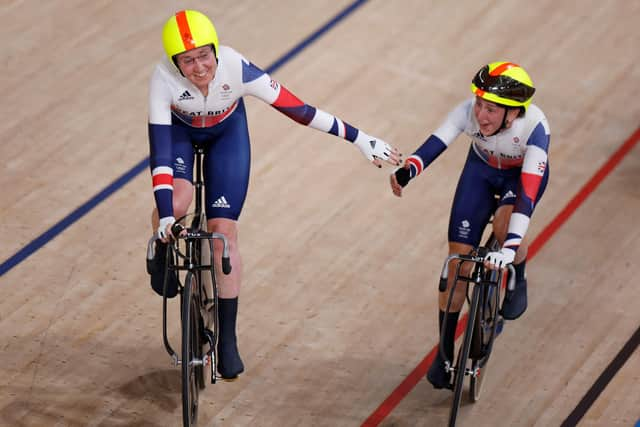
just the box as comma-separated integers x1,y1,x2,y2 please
147,10,401,380
390,62,550,389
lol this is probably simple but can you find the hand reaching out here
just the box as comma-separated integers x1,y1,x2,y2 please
354,132,401,168
389,160,412,197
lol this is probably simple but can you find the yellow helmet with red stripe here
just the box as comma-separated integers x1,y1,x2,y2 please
162,10,219,62
470,62,535,111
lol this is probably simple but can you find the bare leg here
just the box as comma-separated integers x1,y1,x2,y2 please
491,204,528,263
439,241,475,312
150,178,194,233
206,218,241,298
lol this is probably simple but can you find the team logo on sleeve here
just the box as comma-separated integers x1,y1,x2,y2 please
270,79,279,91
537,161,546,174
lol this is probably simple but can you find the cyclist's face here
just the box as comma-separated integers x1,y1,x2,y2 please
473,96,508,135
176,46,217,90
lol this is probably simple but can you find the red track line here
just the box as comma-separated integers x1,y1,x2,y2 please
529,126,640,258
361,126,640,426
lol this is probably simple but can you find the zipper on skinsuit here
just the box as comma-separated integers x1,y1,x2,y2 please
201,95,207,128
494,135,501,169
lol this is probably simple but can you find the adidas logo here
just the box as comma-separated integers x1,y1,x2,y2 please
178,90,194,101
369,139,377,149
212,196,230,209
503,190,516,200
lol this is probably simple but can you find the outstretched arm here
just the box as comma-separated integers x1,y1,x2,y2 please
389,134,448,197
389,100,470,196
241,59,400,167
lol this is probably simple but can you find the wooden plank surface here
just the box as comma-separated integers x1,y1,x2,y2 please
1,1,638,426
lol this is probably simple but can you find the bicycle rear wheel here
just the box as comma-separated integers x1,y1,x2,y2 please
449,285,480,427
182,271,201,427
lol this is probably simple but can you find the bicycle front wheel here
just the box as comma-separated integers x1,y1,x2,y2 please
182,271,201,427
449,285,481,427
470,274,502,402
470,294,499,401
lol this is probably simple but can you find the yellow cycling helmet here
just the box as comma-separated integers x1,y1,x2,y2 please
162,10,219,63
470,62,535,111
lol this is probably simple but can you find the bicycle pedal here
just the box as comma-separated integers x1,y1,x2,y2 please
213,373,239,383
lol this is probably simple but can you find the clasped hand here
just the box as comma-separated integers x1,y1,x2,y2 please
354,132,401,168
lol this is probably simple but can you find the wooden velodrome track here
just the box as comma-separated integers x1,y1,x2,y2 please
1,0,638,426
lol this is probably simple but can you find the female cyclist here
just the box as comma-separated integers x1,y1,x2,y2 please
146,10,400,380
389,62,550,389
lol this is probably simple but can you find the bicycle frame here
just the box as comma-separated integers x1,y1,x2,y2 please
145,144,232,426
162,227,229,370
438,247,515,426
438,251,515,367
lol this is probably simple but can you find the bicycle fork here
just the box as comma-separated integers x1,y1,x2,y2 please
445,361,481,379
202,328,217,384
451,284,481,386
169,328,217,384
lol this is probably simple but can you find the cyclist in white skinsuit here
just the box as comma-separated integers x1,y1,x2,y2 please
147,10,401,380
390,62,550,389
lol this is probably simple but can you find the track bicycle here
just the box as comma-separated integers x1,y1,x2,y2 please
437,233,515,427
146,143,232,427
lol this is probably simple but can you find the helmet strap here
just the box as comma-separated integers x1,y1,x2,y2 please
172,44,217,78
172,57,185,77
500,108,509,131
